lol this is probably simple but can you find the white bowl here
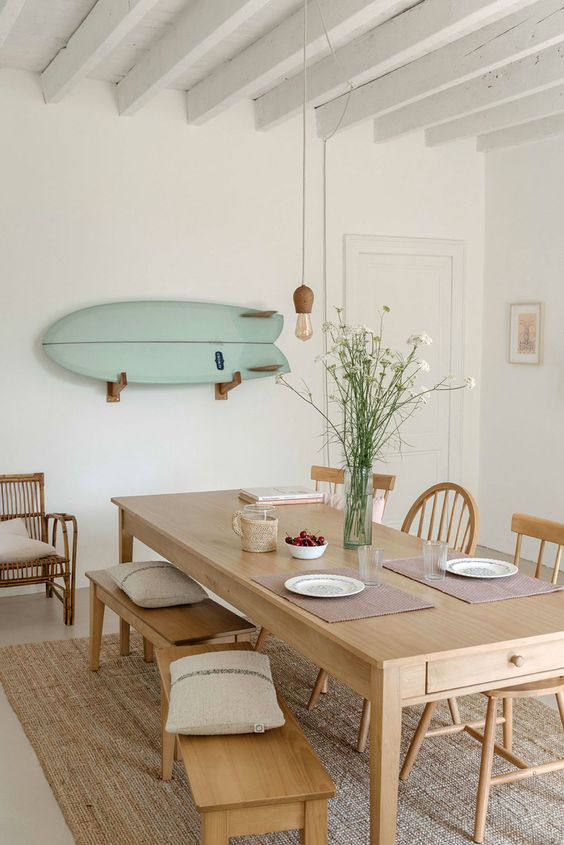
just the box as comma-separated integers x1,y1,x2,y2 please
286,543,328,560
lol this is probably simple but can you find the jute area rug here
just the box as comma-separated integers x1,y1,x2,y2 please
0,634,562,845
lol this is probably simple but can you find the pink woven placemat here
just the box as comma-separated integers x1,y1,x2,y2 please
252,567,433,622
383,556,564,604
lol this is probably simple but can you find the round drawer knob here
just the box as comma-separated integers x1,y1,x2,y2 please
510,655,525,667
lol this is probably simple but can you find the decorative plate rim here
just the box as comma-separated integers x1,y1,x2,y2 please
446,558,519,579
284,573,365,598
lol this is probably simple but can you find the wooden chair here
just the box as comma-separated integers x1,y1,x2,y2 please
400,481,479,555
311,464,396,508
87,568,255,670
400,512,564,844
157,642,335,845
308,480,479,754
305,466,397,747
0,473,77,624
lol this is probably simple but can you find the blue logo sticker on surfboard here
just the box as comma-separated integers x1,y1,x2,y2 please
42,301,290,386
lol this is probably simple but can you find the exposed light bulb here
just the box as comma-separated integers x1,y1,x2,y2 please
295,313,313,341
293,284,314,342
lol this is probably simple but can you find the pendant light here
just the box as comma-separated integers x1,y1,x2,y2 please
293,0,314,341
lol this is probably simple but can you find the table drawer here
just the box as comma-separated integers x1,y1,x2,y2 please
427,639,564,693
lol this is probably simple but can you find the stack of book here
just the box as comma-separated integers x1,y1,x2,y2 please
239,486,324,506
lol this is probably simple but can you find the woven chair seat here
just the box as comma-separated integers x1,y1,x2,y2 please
0,555,68,584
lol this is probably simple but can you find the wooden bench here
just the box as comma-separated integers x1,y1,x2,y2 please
157,643,335,844
87,569,255,671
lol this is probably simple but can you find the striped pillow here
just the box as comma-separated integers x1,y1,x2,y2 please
107,560,207,608
166,650,285,735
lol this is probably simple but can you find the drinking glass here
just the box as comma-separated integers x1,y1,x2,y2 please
242,504,277,522
423,540,448,581
358,546,384,586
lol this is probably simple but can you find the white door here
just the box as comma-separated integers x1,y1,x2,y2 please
344,236,464,529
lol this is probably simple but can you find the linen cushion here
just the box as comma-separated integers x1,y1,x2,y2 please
0,534,58,563
107,560,207,608
0,518,30,537
166,650,285,735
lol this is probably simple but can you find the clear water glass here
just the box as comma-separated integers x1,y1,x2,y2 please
358,546,384,586
423,541,448,581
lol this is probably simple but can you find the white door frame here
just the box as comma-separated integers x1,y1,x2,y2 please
343,234,465,482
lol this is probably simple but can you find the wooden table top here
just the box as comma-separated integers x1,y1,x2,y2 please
113,490,564,668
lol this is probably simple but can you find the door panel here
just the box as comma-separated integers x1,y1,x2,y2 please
344,237,464,528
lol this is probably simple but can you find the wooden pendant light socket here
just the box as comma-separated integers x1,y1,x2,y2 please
293,285,314,314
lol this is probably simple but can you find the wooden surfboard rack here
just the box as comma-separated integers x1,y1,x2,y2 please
107,372,127,403
215,371,242,400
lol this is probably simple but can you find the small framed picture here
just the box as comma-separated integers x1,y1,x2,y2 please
509,302,543,364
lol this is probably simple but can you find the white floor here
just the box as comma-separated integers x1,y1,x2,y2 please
0,589,118,845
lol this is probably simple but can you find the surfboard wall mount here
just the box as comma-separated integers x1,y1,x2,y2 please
214,371,242,401
106,372,128,403
42,300,290,403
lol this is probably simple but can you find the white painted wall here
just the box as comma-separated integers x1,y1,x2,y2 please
0,70,484,591
479,136,564,555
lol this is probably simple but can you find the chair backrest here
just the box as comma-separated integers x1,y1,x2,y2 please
401,482,479,555
511,513,564,585
310,466,396,514
0,473,46,541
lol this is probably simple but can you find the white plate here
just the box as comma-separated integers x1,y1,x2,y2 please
284,573,365,598
446,558,518,579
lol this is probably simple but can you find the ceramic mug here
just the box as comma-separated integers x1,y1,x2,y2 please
232,505,278,552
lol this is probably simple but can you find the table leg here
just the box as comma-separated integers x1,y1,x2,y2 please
119,508,133,564
370,665,402,845
118,508,133,656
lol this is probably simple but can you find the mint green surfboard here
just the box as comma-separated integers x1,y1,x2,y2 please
43,301,290,386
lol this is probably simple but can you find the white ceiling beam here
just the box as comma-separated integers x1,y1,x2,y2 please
426,82,564,145
0,0,26,49
41,0,160,104
186,0,405,125
373,41,564,142
477,110,564,149
254,0,536,131
316,0,564,138
117,0,270,116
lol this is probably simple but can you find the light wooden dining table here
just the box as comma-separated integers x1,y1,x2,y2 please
112,490,564,845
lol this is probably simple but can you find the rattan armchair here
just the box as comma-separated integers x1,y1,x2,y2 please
0,473,77,624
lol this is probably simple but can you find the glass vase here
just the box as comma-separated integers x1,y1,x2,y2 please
343,466,373,549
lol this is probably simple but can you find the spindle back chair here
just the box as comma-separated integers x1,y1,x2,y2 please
401,481,479,555
512,512,563,585
0,473,77,624
400,510,564,843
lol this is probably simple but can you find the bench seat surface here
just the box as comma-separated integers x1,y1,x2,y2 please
86,569,255,644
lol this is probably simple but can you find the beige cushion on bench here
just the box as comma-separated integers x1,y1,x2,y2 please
166,649,285,735
107,560,207,608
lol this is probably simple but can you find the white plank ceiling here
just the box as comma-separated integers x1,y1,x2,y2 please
1,0,564,151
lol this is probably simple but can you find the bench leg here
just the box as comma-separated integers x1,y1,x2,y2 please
300,799,328,844
143,637,154,663
161,686,175,781
201,811,229,844
120,619,130,656
254,627,269,652
89,582,105,671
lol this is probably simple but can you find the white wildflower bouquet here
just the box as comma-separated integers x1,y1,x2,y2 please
277,307,475,547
